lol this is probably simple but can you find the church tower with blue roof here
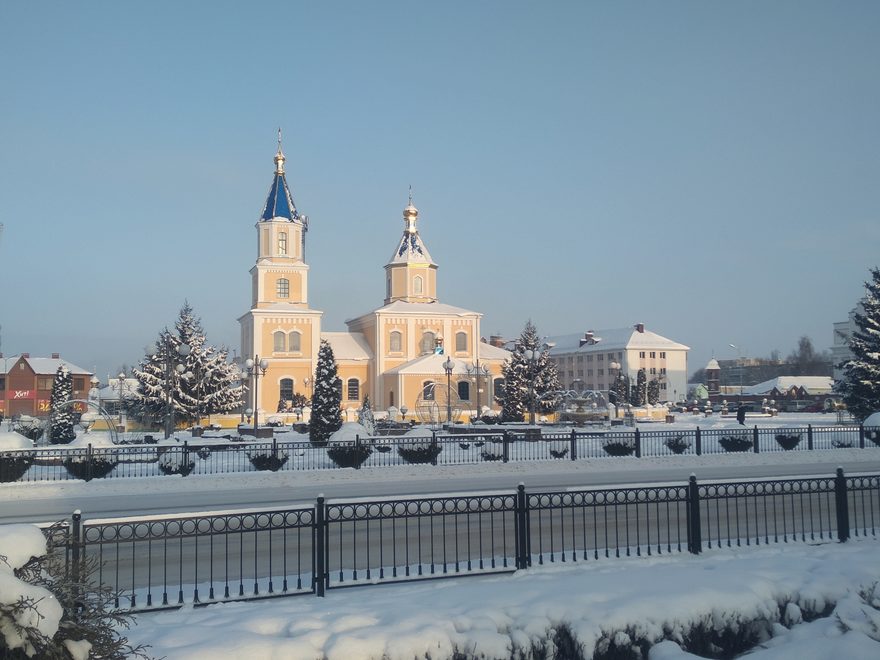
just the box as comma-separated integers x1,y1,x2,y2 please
238,132,324,410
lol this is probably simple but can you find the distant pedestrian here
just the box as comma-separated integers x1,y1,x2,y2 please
736,405,746,425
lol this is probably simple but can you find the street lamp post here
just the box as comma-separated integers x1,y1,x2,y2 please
146,340,191,439
728,343,744,400
245,356,269,434
115,372,126,425
443,355,454,424
466,360,489,423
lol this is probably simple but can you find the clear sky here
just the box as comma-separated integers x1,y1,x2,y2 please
1,1,878,383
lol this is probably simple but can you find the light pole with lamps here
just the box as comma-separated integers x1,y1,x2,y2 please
245,356,269,433
728,343,744,400
443,355,454,424
466,360,489,423
115,372,126,425
146,340,191,439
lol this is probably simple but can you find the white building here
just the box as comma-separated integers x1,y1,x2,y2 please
832,305,861,382
547,323,689,403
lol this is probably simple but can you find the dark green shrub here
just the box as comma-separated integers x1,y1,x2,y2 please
0,452,34,482
397,443,442,464
247,449,289,471
157,451,196,476
775,433,802,450
664,434,691,454
63,457,118,481
327,444,372,468
720,433,753,452
602,440,635,456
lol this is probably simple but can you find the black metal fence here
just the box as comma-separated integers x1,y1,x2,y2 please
3,423,879,483
56,468,879,612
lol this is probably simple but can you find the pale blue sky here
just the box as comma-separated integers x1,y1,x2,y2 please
1,1,878,381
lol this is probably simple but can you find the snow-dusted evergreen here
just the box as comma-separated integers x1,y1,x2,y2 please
837,267,880,420
133,302,243,426
357,395,376,436
635,368,647,406
647,377,660,405
48,365,75,444
611,374,629,406
309,339,343,445
498,321,561,422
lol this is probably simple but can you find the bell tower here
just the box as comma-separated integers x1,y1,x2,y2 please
384,193,438,304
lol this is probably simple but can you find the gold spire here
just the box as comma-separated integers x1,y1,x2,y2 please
274,127,285,174
403,186,418,233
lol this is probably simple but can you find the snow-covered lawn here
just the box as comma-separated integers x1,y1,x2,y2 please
125,538,880,660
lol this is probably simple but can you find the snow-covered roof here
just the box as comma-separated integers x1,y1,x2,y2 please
478,342,512,361
348,300,480,324
385,353,486,376
706,358,721,370
322,332,374,361
743,376,834,396
547,327,690,354
4,356,92,376
387,230,435,266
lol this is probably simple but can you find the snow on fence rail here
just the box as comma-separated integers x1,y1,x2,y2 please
49,469,879,612
2,424,878,484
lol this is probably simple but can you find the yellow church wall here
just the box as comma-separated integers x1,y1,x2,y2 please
336,363,370,406
257,316,317,358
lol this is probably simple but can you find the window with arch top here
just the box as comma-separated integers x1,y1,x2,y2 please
276,278,289,298
420,331,436,355
280,378,293,401
389,330,402,353
347,378,360,401
413,275,424,295
288,331,301,352
455,331,467,353
457,380,470,401
273,331,286,353
422,380,435,401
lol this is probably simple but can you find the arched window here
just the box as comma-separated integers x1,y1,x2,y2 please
420,331,435,355
386,276,391,299
422,381,435,401
334,378,343,399
455,331,467,353
457,380,470,401
276,278,289,298
280,378,294,401
288,331,301,352
278,232,288,256
273,331,286,353
347,378,360,401
413,275,424,295
494,378,505,400
389,331,402,353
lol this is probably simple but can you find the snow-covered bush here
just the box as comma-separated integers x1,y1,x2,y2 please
246,447,289,471
0,523,150,659
720,432,753,453
602,437,636,456
0,433,35,483
664,433,691,454
775,433,802,451
397,432,442,464
548,440,569,459
325,423,373,468
196,446,211,460
11,418,43,443
480,445,504,461
63,455,118,481
863,412,880,446
157,450,196,477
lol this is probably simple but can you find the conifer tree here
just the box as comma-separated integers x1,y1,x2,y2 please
358,395,376,436
647,378,660,405
636,368,647,406
610,374,629,406
310,339,343,445
498,321,561,422
837,267,880,420
49,365,76,444
134,302,244,426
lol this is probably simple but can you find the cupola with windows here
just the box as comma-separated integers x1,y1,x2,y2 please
384,191,438,304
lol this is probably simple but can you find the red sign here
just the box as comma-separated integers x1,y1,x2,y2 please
12,390,35,400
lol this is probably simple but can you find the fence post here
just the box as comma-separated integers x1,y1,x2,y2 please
272,437,278,458
71,510,82,614
687,475,701,554
183,440,189,469
753,426,760,453
515,483,530,569
807,424,813,451
315,495,326,596
859,424,865,449
634,427,642,458
695,427,701,456
570,429,577,461
502,431,510,464
431,430,438,466
355,435,361,469
834,468,850,542
86,444,93,482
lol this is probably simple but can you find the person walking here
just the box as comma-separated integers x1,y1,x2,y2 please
736,405,746,425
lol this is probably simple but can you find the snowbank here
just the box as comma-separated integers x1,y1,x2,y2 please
328,422,369,445
0,432,33,451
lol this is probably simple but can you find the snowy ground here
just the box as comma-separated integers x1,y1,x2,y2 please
125,538,880,660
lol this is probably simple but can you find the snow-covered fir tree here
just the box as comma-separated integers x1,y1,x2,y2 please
133,302,244,427
636,368,647,406
647,378,660,405
310,339,343,445
358,395,376,436
49,365,76,443
836,267,880,420
498,321,561,422
611,374,629,406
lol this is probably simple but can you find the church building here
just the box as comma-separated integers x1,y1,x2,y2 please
238,137,510,419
